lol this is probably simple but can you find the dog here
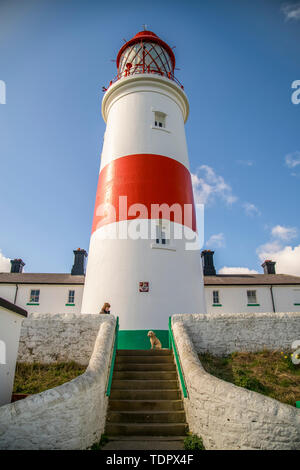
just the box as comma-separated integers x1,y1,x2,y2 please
147,331,162,349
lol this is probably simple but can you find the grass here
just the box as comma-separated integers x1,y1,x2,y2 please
13,362,86,394
90,434,109,450
184,433,205,450
199,350,300,407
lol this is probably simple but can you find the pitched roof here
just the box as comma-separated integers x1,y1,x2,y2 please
0,297,27,317
0,273,85,285
204,274,300,286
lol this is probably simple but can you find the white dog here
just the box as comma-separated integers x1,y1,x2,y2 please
147,331,162,349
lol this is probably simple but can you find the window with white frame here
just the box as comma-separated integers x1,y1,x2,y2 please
293,289,300,305
247,290,257,304
154,111,166,129
68,290,75,304
155,219,169,245
29,289,40,303
213,290,220,304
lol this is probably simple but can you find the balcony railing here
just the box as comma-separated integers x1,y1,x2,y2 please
102,64,184,92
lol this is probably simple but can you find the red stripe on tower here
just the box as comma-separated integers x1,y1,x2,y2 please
91,154,196,234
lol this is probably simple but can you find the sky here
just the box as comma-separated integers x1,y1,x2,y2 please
0,0,300,275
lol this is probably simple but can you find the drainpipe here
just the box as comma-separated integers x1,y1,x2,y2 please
270,285,275,313
14,284,19,304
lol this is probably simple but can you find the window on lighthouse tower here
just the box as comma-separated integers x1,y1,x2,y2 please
156,220,169,245
154,111,166,128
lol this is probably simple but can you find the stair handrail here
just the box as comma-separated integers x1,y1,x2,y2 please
168,316,188,398
106,316,119,396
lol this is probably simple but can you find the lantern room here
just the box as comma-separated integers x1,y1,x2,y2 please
116,30,176,80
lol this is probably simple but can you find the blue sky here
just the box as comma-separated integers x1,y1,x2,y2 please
0,0,300,274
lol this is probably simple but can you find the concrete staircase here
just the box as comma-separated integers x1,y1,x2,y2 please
103,349,188,450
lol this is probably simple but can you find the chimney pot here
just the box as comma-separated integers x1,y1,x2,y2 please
10,259,25,273
262,260,276,275
201,250,216,276
71,249,87,275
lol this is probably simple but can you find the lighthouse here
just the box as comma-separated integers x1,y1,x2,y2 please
81,30,206,330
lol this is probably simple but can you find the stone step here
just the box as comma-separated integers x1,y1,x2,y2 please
115,355,174,364
113,371,177,380
114,362,176,372
102,439,185,450
109,399,184,412
107,410,186,424
106,422,188,436
110,389,181,400
111,379,179,390
117,349,172,356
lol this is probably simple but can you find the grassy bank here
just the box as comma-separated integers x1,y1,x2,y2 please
13,362,86,394
199,350,300,406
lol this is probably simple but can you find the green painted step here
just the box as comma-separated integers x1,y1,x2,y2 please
107,411,186,424
109,399,184,412
110,389,181,400
106,422,188,436
117,330,169,350
111,379,178,390
113,371,177,380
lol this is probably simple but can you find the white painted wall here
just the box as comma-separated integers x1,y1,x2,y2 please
82,221,206,330
205,285,300,314
0,307,24,406
0,316,116,450
172,318,300,450
0,284,83,315
101,74,189,169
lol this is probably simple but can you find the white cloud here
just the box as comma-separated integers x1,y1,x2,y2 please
271,224,297,241
0,250,11,272
281,2,300,21
218,266,259,275
243,202,261,217
257,243,300,276
206,233,225,248
285,151,300,168
236,160,254,167
191,165,237,206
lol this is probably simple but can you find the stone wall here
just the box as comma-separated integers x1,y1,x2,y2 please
172,315,300,450
17,313,106,364
0,315,116,450
174,312,300,355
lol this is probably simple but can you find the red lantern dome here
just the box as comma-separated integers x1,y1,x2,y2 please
116,30,176,79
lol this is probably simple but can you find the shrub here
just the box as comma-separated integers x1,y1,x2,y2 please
184,433,205,450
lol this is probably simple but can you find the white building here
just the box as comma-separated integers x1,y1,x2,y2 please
0,297,27,406
0,250,299,318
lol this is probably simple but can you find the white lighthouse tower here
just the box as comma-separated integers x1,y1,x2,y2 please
81,30,206,331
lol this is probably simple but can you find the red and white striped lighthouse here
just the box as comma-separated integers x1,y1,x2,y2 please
81,30,206,328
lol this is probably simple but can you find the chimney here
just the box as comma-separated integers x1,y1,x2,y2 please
71,248,87,275
262,260,276,275
10,259,25,273
201,250,216,276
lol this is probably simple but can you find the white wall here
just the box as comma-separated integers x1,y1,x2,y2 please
173,312,300,355
172,318,300,450
82,221,206,330
0,307,24,406
0,284,84,315
205,285,300,314
18,313,105,364
0,316,116,450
